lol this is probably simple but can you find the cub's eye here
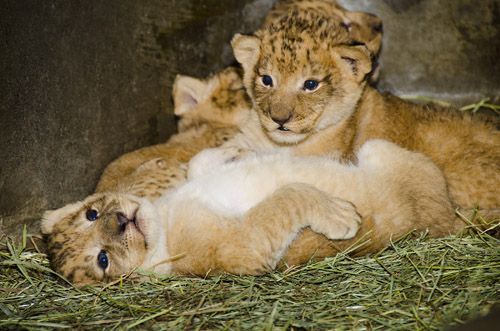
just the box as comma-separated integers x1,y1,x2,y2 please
303,80,319,91
85,209,99,221
261,75,273,87
97,250,109,270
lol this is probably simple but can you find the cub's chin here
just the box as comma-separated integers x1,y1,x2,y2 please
266,128,308,145
258,114,309,145
132,197,162,248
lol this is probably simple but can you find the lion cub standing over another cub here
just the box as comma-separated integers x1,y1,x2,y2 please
228,5,499,211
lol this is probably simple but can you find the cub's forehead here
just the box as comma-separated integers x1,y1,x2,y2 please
80,193,142,214
257,37,343,76
256,15,353,72
41,193,138,235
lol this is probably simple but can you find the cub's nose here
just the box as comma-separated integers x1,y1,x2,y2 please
116,212,130,227
116,210,137,232
271,114,291,128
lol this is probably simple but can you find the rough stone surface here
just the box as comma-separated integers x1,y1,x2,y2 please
1,0,499,238
338,0,500,101
0,0,275,237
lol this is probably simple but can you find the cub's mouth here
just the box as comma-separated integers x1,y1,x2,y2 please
261,119,309,144
257,111,312,144
126,202,159,245
266,127,308,144
116,207,149,244
131,215,145,237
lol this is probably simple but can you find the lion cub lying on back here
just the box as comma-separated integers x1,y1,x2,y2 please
41,140,460,284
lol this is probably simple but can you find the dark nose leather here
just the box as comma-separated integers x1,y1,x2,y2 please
271,114,291,126
116,212,129,226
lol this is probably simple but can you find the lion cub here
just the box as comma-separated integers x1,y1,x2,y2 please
94,0,385,201
95,0,385,200
94,67,250,199
41,140,458,284
227,7,499,211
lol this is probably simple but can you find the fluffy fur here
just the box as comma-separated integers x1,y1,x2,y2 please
41,140,460,284
263,0,383,74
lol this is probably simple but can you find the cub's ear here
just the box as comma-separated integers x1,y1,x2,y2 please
231,34,261,72
219,67,244,90
172,75,210,116
344,11,383,57
334,44,373,83
40,201,83,234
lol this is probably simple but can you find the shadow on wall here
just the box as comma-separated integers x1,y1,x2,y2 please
1,0,499,238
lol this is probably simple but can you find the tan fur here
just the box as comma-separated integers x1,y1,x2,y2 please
219,6,500,265
165,182,361,276
42,140,460,284
230,8,500,211
263,0,383,57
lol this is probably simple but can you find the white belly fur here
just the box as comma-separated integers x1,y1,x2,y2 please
156,152,359,218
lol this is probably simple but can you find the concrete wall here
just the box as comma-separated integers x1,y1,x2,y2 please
1,0,499,237
338,0,500,101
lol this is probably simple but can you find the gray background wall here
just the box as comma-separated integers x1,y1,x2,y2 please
1,0,499,238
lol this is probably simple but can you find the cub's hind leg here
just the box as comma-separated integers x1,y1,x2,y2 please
219,183,361,274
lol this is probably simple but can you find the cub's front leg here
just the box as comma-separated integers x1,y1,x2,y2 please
217,183,361,275
187,146,256,179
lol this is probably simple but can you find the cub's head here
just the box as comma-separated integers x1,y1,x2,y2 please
41,193,163,285
173,67,252,132
232,9,376,145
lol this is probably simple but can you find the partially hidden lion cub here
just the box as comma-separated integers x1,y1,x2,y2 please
94,67,250,200
263,0,383,57
41,140,460,284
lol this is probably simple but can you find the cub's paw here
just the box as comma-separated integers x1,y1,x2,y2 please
135,158,167,173
309,197,361,240
188,147,253,179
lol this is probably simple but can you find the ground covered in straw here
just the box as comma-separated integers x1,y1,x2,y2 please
1,228,499,330
1,100,499,330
